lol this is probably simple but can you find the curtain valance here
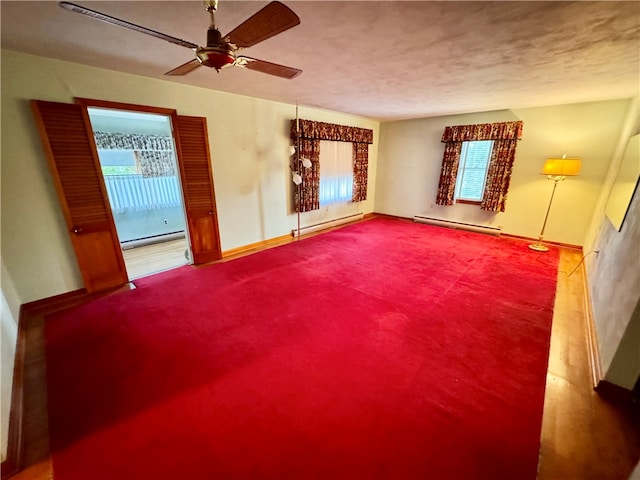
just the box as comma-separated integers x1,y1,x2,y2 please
94,131,176,177
291,119,373,144
94,131,174,151
441,121,523,143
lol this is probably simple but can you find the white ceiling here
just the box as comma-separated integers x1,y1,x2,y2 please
2,1,639,121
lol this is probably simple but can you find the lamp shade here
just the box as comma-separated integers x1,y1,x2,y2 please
541,158,581,176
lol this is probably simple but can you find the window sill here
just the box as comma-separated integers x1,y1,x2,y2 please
455,199,481,206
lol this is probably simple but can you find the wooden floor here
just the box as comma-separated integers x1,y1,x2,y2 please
8,247,640,480
122,238,188,280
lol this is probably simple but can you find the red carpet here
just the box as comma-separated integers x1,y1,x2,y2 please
46,217,559,479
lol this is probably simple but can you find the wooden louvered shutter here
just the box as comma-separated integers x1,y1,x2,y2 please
31,100,128,292
173,115,221,264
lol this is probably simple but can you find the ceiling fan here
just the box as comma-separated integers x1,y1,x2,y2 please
59,0,302,79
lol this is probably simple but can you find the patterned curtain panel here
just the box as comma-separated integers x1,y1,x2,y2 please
352,143,369,202
297,138,321,212
135,151,176,177
94,131,176,177
480,139,519,212
435,142,463,206
436,121,523,212
290,119,374,211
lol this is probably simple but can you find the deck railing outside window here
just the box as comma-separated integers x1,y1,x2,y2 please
103,174,182,214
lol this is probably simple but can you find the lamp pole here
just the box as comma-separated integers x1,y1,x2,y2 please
529,176,563,252
295,102,301,239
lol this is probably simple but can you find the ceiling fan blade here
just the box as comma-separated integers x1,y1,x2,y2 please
224,1,300,48
165,59,203,76
235,56,302,79
59,2,199,50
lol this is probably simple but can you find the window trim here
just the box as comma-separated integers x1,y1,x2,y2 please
319,139,354,207
453,139,493,203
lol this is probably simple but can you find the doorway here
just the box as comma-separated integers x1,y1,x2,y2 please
87,107,190,279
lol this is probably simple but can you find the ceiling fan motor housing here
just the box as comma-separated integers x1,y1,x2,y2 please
197,28,235,70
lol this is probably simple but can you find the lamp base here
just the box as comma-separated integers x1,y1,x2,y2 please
528,241,549,252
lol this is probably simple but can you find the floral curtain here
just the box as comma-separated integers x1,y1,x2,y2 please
291,119,374,212
135,151,176,177
94,131,176,177
297,138,321,212
480,139,518,212
435,142,463,206
352,143,370,202
436,120,523,212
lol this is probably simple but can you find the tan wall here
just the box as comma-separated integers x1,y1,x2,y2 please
374,100,631,246
0,259,20,461
1,49,379,305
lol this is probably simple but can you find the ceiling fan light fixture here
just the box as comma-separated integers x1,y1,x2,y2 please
196,47,236,71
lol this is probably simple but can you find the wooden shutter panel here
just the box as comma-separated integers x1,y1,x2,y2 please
31,100,128,292
173,115,221,264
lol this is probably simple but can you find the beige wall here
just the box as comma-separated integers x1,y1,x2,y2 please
374,100,631,246
1,49,379,305
584,98,640,388
1,259,20,461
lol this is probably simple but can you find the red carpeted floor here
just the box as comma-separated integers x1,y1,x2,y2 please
45,217,559,479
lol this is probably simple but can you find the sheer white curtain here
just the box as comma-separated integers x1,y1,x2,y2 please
319,140,353,206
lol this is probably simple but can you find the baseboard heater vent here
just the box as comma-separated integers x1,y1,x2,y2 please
121,231,186,250
413,216,502,236
293,213,364,237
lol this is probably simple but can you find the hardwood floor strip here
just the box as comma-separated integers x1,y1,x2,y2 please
122,239,188,279
582,263,603,389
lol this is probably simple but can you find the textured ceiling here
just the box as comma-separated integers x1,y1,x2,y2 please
1,1,639,121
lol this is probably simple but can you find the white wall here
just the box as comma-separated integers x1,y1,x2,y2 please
375,100,631,246
583,98,640,388
0,49,379,305
0,258,21,462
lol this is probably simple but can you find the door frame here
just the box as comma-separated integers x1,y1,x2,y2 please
34,97,222,293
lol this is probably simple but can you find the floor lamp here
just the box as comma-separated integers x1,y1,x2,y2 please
290,102,311,238
529,155,581,252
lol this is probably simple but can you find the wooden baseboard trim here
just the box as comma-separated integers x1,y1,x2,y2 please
581,263,603,390
221,234,293,259
21,287,88,317
2,307,27,480
500,233,582,250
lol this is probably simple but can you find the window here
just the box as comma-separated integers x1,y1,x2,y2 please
98,150,139,175
319,140,353,206
454,140,493,203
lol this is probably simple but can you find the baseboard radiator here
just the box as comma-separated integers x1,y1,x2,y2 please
292,213,364,237
413,215,502,236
